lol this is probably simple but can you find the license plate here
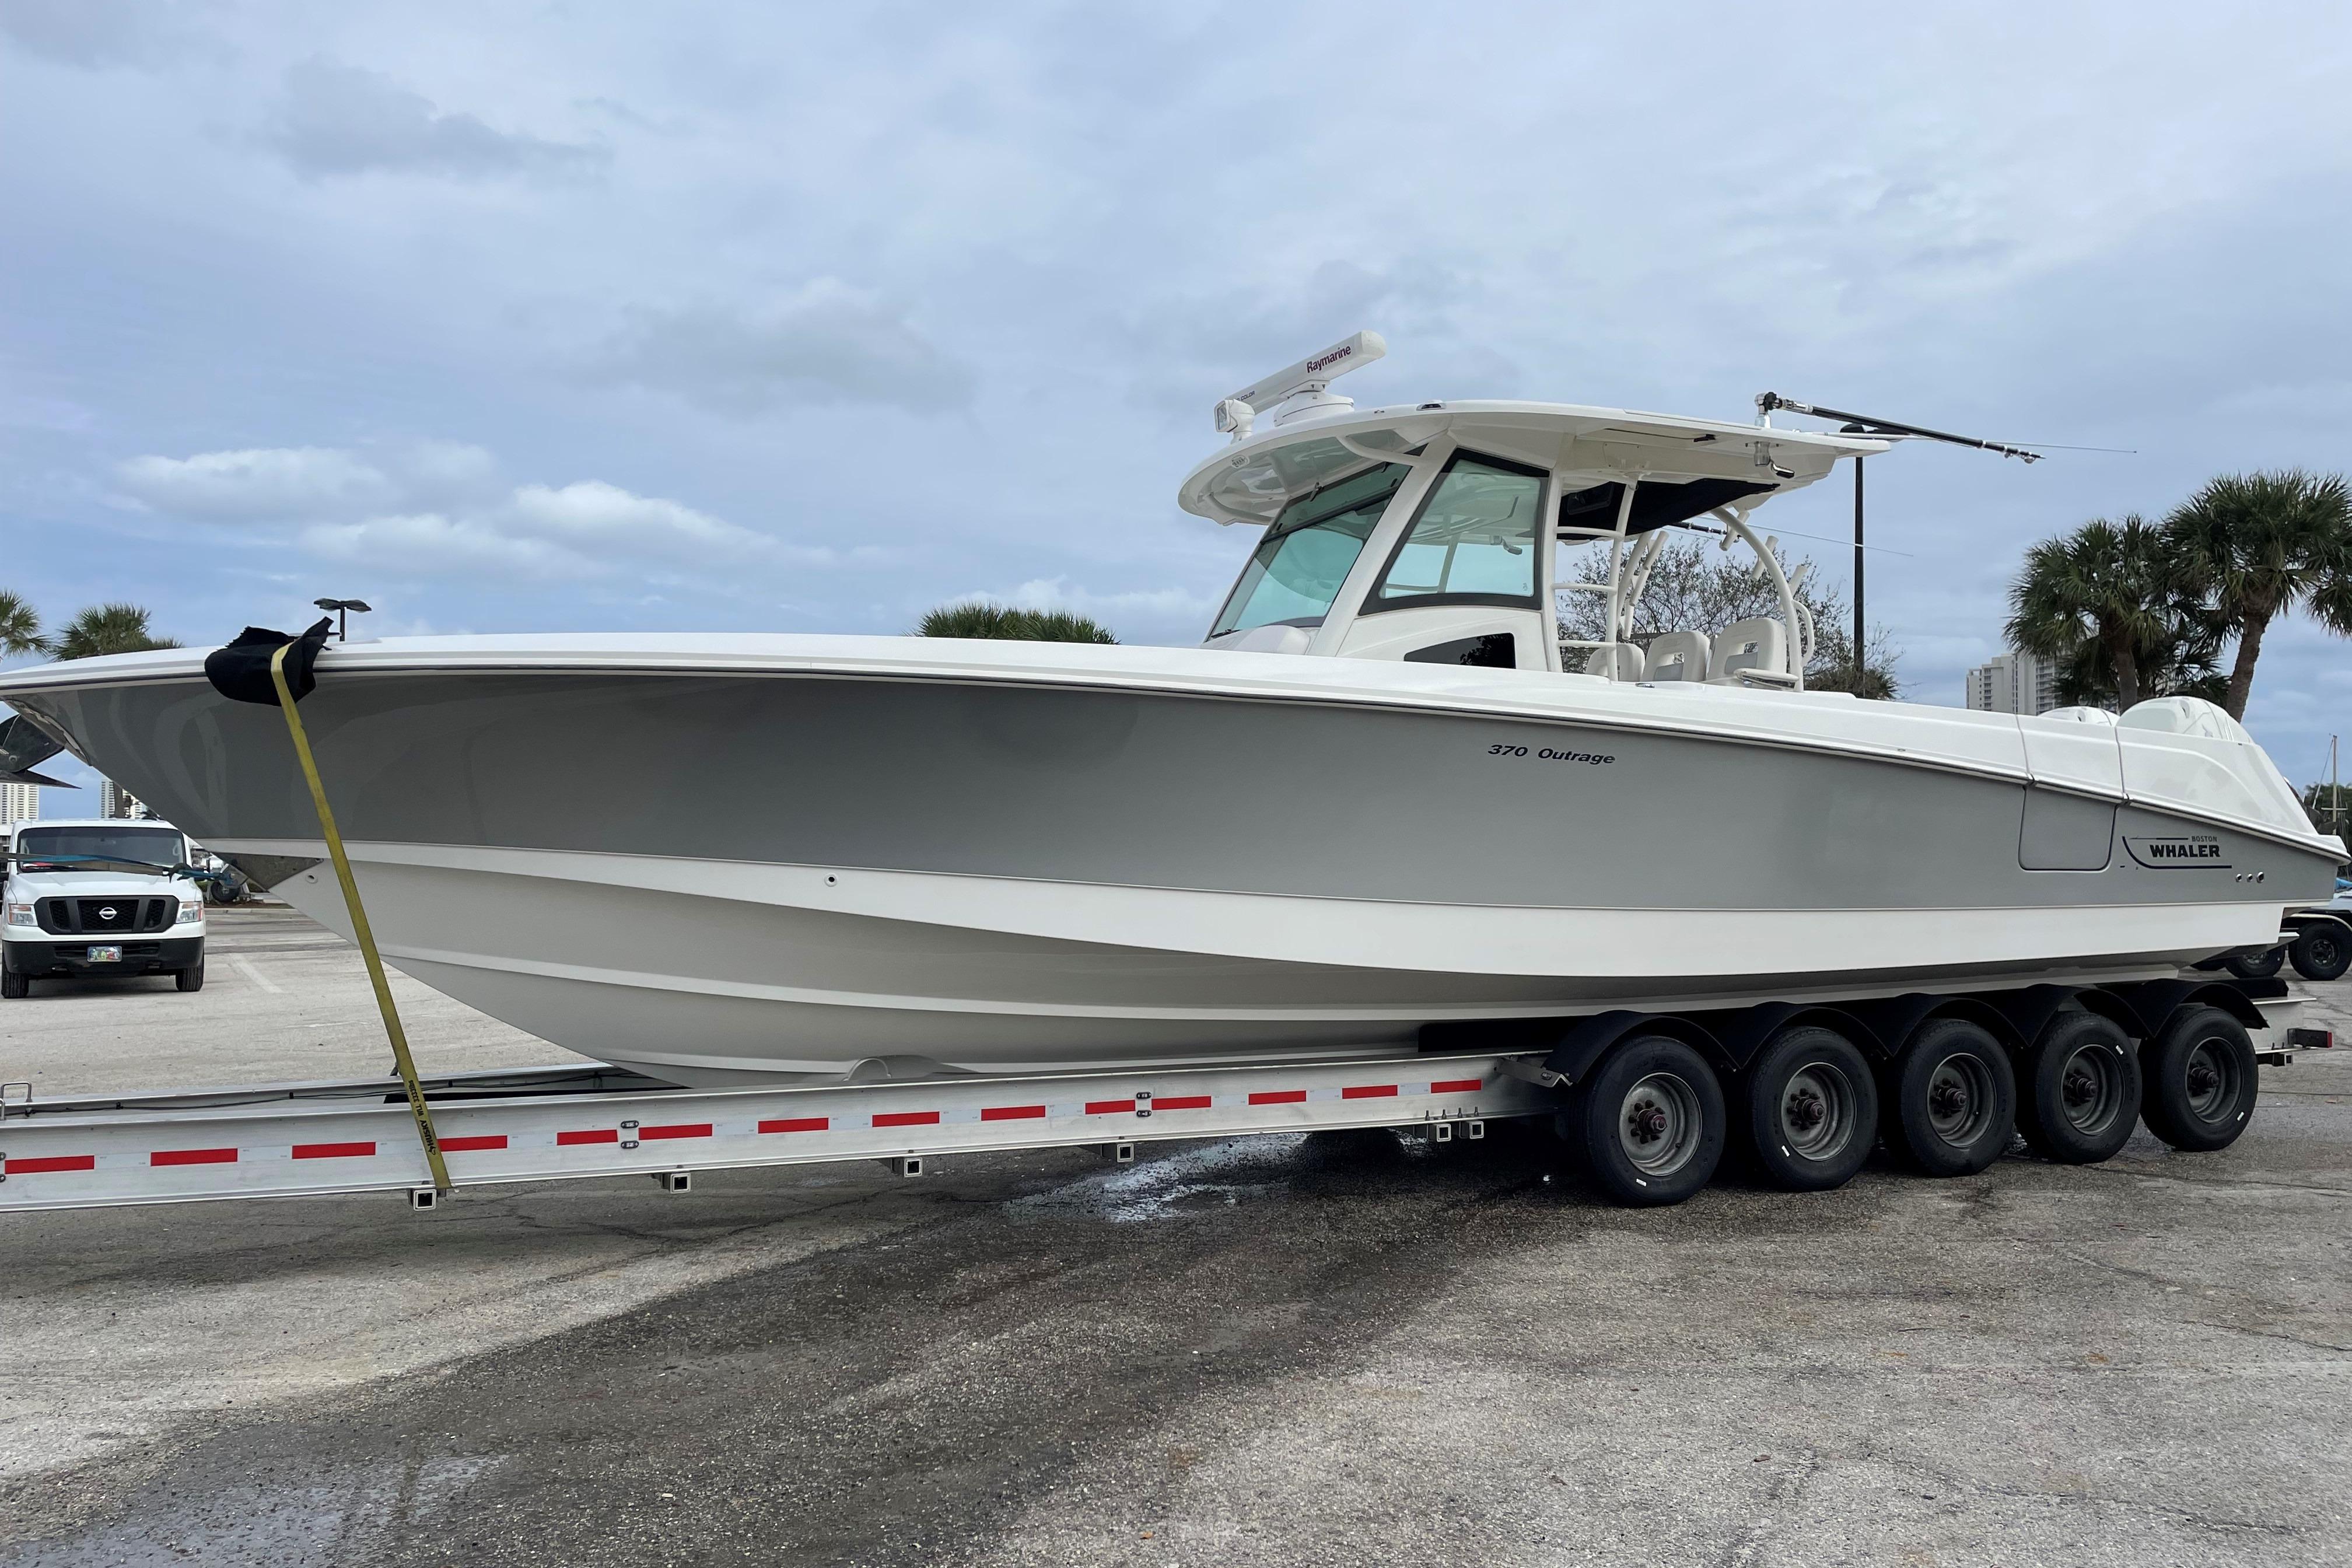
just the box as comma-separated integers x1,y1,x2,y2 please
86,945,121,963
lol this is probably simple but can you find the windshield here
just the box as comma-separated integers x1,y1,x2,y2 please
1209,462,1409,638
13,825,186,874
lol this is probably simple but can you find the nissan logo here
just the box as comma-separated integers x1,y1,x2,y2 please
99,905,117,921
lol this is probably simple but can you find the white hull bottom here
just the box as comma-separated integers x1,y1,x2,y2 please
229,839,2280,1087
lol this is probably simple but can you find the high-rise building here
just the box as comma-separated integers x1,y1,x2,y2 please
100,778,149,820
1964,650,2064,715
0,779,38,825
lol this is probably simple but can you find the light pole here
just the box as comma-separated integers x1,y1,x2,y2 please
313,598,372,641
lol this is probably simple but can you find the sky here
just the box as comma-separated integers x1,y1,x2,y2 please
4,1,2350,807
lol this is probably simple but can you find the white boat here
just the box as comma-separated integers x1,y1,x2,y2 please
0,334,2339,1086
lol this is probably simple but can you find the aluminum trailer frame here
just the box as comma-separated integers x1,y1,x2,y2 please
0,1049,1553,1213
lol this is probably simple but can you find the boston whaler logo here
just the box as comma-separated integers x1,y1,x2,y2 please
2124,834,2230,870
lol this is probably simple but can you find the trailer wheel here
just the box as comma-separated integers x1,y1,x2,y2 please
2290,925,2351,982
2225,947,2286,981
1565,1035,1724,1207
1742,1025,1877,1191
2141,1006,2259,1152
1884,1019,2015,1177
0,965,25,1000
2019,1014,2140,1164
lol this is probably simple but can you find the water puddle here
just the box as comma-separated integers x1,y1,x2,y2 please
1010,1135,1309,1223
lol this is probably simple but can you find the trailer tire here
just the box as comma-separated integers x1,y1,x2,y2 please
1565,1035,1724,1207
0,964,24,1000
2141,1006,2259,1152
2225,947,2285,980
1883,1019,2015,1177
2019,1014,2140,1164
2290,925,2351,982
1742,1025,1877,1191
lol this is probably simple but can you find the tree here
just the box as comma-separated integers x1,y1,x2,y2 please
52,603,181,660
2004,516,2179,710
916,603,1118,643
1559,536,1902,696
0,589,46,657
2166,469,2352,720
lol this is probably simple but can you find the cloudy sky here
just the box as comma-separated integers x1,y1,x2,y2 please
4,1,2350,803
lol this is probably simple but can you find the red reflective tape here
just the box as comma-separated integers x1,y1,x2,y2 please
152,1147,237,1167
557,1129,620,1147
1085,1098,1135,1115
981,1104,1047,1121
1341,1084,1399,1100
1431,1078,1484,1094
292,1141,376,1160
439,1135,507,1153
5,1154,94,1174
873,1111,940,1128
1156,1094,1212,1111
1249,1090,1307,1105
642,1123,713,1140
760,1116,828,1134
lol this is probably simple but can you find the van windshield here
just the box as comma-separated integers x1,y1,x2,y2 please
1209,463,1408,638
13,825,184,874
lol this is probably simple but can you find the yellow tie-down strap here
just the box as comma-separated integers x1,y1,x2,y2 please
268,643,453,1194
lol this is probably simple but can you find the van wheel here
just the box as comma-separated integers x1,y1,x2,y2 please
175,958,205,993
2020,1014,2141,1164
1884,1019,2015,1177
1742,1025,1877,1191
0,965,25,1000
2141,1006,2258,1152
2290,925,2351,982
2225,947,2285,980
1563,1036,1725,1207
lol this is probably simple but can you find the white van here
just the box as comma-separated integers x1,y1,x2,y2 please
2,818,207,997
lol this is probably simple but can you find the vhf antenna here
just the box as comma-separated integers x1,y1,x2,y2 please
1751,395,2043,694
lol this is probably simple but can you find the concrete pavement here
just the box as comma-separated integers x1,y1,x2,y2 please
1,907,2347,1565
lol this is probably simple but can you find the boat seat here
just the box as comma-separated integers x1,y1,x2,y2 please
1709,617,1788,682
1644,630,1709,682
1581,642,1644,681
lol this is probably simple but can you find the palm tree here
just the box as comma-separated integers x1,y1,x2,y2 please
2166,469,2352,720
0,590,46,658
917,603,1116,643
2005,516,2176,709
52,603,181,660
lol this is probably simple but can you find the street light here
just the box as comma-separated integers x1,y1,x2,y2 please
313,598,372,641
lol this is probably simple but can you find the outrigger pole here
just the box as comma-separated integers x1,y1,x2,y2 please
1754,393,2045,688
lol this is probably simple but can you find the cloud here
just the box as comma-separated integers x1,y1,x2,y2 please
584,280,977,416
116,446,399,520
116,443,841,584
0,0,183,69
260,58,607,181
302,512,591,579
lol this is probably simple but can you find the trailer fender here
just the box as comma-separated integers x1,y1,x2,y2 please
2100,977,2267,1038
1707,1002,1881,1072
1541,1010,1730,1088
1979,985,2145,1053
1846,993,2026,1058
2287,910,2352,939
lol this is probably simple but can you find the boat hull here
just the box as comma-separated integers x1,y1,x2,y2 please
4,639,2334,1085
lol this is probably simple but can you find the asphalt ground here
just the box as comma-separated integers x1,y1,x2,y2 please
1,906,2348,1566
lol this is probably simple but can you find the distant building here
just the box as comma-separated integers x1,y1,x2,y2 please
0,779,37,824
1965,650,2063,716
99,778,151,820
